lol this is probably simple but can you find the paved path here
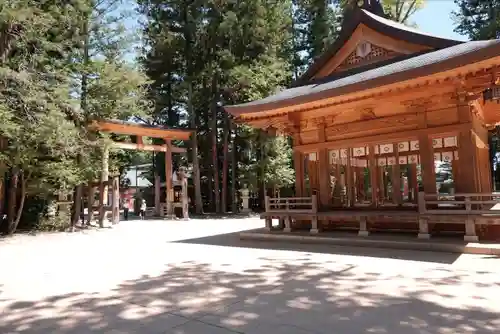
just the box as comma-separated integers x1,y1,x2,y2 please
1,218,500,334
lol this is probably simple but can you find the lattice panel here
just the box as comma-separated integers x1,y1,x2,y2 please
340,43,399,69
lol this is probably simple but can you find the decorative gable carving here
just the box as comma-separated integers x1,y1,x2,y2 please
336,42,401,72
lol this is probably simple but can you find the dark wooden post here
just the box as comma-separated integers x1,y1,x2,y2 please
419,134,437,195
111,176,119,224
98,181,106,227
165,139,173,218
87,184,96,225
179,167,189,220
458,129,477,193
154,174,161,216
393,144,401,205
368,145,378,206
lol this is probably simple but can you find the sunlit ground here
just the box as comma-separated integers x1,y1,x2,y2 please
1,217,500,334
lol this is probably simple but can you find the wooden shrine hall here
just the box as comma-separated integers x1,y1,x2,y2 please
225,1,500,241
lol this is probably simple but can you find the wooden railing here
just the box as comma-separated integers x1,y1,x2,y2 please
260,192,500,241
418,192,500,215
264,195,318,214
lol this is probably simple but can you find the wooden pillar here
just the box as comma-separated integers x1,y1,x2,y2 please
346,148,354,206
318,148,330,208
458,129,477,193
409,164,418,202
180,168,189,220
368,145,378,206
317,119,330,208
111,176,119,224
378,166,385,202
98,181,106,227
0,171,4,218
455,96,476,193
357,166,365,203
165,140,173,217
87,185,96,224
452,158,460,192
293,150,303,196
393,145,401,205
101,145,110,206
0,137,5,217
419,134,436,194
154,174,161,216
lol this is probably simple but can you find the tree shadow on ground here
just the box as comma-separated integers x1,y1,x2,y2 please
172,229,464,264
1,255,499,334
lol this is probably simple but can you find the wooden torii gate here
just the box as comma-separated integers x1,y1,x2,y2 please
92,119,193,220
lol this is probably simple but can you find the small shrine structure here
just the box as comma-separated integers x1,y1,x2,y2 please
225,1,500,241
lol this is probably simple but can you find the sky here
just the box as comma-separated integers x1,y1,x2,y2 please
412,0,467,41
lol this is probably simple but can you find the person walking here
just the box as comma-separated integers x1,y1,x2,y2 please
139,199,147,220
122,198,129,221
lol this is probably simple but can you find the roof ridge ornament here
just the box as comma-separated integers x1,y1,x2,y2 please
342,0,386,31
362,0,386,17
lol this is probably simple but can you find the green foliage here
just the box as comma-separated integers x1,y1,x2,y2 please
0,0,151,233
453,0,500,40
36,210,72,232
293,0,341,74
382,0,425,24
247,134,295,191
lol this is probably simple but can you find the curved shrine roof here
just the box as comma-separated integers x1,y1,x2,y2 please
226,39,500,117
224,8,500,119
298,9,463,85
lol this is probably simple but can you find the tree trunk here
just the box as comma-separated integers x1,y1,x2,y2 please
0,24,22,64
71,184,83,230
87,185,96,224
0,137,7,219
221,113,229,213
259,132,267,209
101,145,110,205
71,12,89,229
211,75,220,213
6,169,22,235
6,167,19,233
183,4,203,214
97,145,110,228
188,83,203,214
10,172,27,234
231,121,238,213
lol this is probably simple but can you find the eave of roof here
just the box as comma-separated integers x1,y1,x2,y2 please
225,40,500,118
295,9,463,86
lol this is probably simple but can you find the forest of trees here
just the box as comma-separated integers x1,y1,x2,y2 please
0,0,497,234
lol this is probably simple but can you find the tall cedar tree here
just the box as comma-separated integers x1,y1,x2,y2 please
0,0,150,233
0,0,89,234
72,0,150,227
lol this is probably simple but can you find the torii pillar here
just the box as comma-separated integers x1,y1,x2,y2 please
165,139,174,218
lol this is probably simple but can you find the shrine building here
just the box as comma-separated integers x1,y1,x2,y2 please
225,1,500,241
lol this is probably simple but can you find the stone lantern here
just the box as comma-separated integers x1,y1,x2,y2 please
240,185,250,213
